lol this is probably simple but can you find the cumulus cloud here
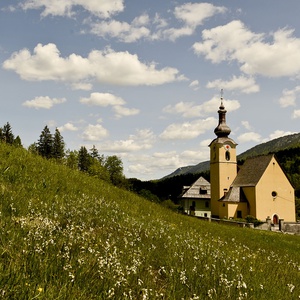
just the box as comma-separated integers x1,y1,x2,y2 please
189,80,200,90
193,20,300,78
22,96,66,109
82,124,109,141
269,130,295,140
292,110,300,119
174,2,226,27
241,121,253,131
163,96,240,118
90,15,150,43
3,43,185,89
237,132,262,143
80,93,125,107
279,86,300,107
80,92,139,118
156,3,226,41
126,147,209,179
159,117,216,140
98,129,155,152
86,3,225,42
113,106,140,119
20,0,124,18
57,122,78,132
206,75,260,94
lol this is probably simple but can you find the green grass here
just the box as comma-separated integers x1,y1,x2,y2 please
0,143,299,299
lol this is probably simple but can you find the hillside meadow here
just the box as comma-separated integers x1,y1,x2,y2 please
0,143,299,299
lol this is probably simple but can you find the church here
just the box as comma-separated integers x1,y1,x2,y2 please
209,96,296,223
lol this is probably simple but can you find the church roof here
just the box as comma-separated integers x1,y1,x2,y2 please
181,176,210,199
214,96,231,138
219,186,248,203
232,154,274,187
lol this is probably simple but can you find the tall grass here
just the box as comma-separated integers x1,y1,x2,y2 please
0,143,299,299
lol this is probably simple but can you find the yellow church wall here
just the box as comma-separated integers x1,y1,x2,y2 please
255,157,295,222
218,202,248,219
243,187,256,217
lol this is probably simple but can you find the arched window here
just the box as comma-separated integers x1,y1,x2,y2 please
225,150,230,161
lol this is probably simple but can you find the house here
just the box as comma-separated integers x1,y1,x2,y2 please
180,176,211,217
209,96,296,223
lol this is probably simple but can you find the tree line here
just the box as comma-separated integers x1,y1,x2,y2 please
1,123,126,188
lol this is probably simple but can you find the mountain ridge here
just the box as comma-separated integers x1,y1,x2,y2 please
162,132,300,179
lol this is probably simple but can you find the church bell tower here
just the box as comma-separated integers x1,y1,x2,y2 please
209,92,237,217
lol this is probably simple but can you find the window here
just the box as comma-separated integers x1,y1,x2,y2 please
200,188,207,195
225,150,230,161
237,210,242,218
272,191,277,198
205,201,209,208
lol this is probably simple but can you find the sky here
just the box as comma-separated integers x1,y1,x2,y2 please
1,1,300,180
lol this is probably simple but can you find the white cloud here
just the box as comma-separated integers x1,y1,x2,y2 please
189,80,200,90
80,92,139,118
163,96,240,118
193,20,300,78
22,96,66,109
20,0,124,18
80,93,125,107
98,129,155,152
207,75,259,94
87,3,225,42
82,124,109,141
90,18,150,43
268,130,295,140
292,110,300,119
241,121,252,131
174,2,226,27
160,26,195,41
71,82,93,91
237,132,262,143
279,86,300,107
126,147,209,179
113,106,140,119
58,123,78,132
3,43,185,88
159,117,216,140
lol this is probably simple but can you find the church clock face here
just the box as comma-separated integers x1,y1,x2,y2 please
224,144,231,151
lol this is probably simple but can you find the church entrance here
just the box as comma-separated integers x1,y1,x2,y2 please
273,214,279,225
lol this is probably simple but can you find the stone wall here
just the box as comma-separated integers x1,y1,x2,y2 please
279,220,300,234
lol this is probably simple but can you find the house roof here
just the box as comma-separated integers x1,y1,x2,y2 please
181,176,211,199
220,186,248,203
232,154,274,187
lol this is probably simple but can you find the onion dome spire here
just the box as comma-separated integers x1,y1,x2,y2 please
214,89,231,138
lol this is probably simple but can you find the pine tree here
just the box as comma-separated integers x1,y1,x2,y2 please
37,126,53,159
78,146,91,172
13,135,22,147
2,122,14,144
52,128,65,160
90,145,99,160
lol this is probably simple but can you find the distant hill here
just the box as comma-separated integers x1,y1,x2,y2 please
162,132,300,179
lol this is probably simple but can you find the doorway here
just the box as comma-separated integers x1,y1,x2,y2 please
273,214,279,225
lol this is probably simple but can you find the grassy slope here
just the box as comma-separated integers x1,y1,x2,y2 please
0,144,299,299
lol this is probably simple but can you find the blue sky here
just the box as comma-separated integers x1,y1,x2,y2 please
1,1,300,180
